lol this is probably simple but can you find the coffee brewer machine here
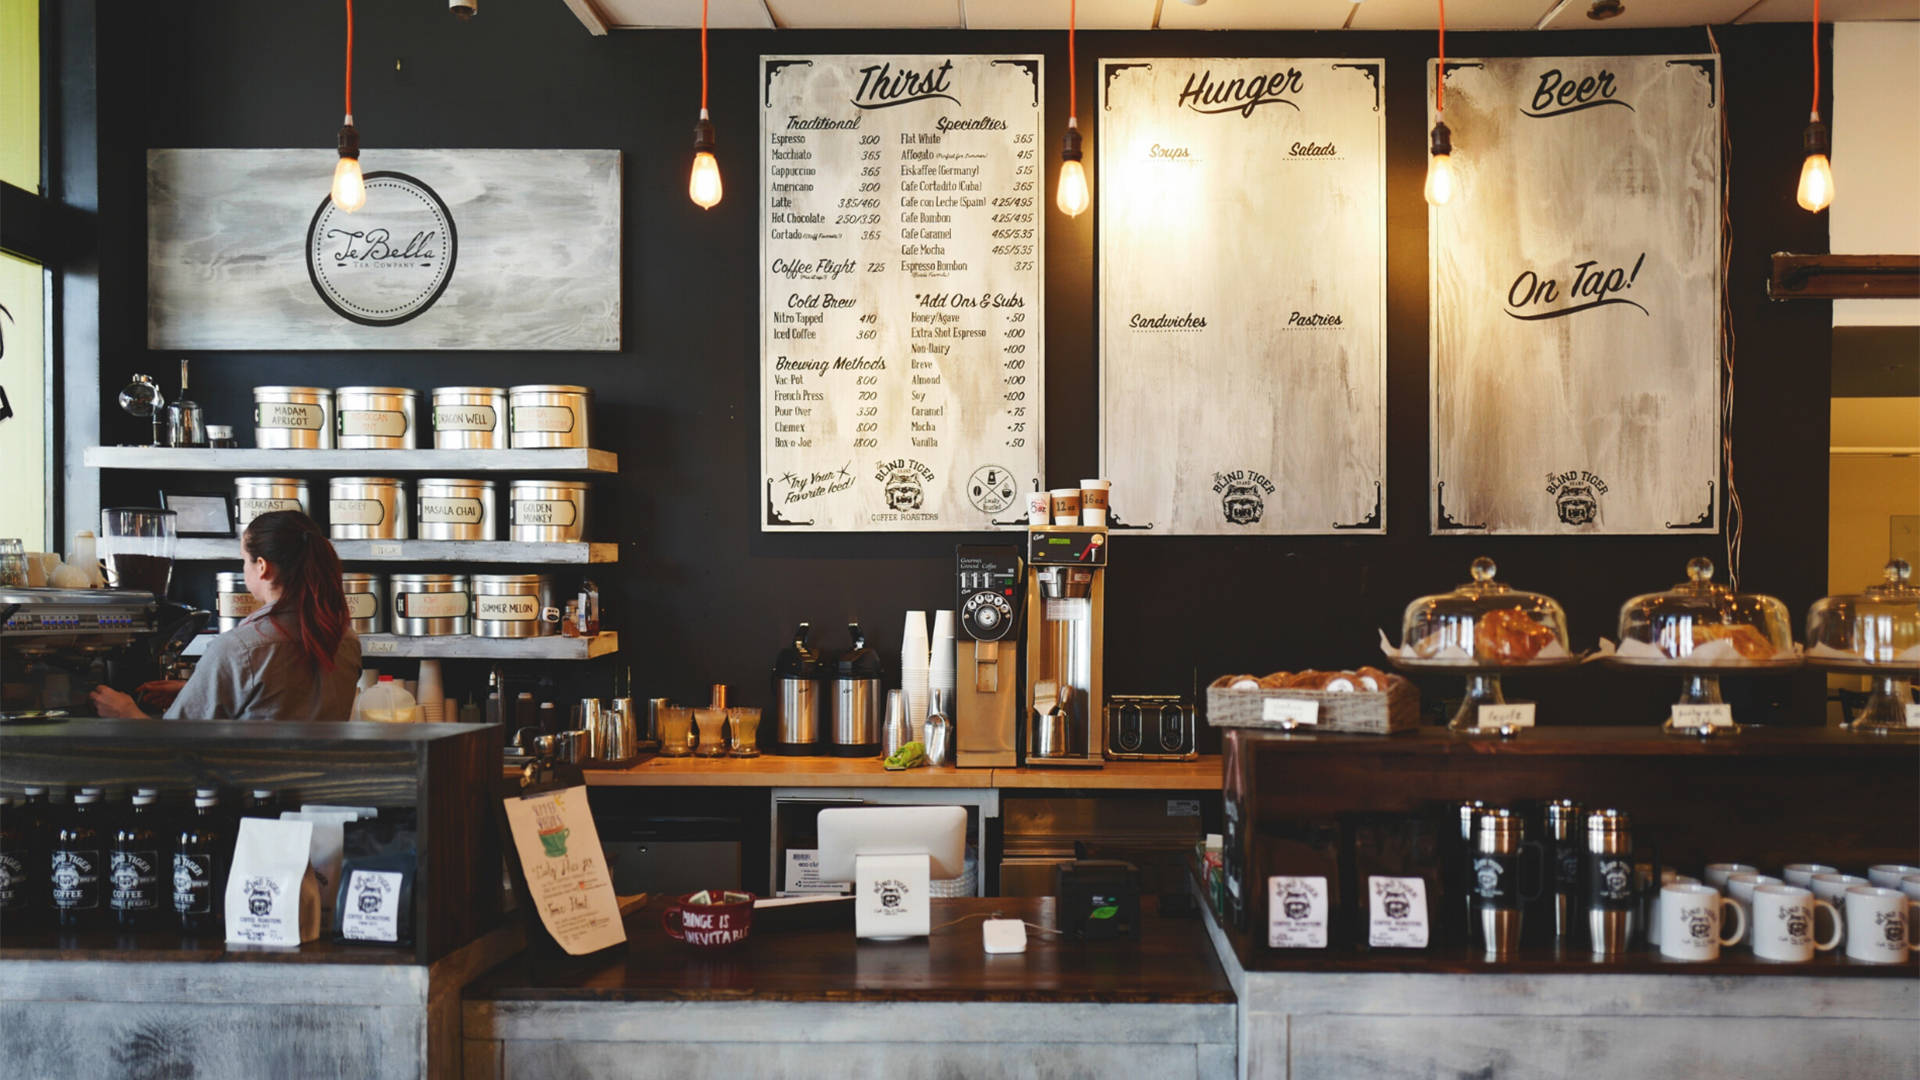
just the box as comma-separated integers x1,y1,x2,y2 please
0,588,190,719
954,545,1024,768
1023,526,1107,767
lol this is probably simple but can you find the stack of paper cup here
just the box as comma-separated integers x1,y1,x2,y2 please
416,660,445,723
901,610,930,742
929,610,957,713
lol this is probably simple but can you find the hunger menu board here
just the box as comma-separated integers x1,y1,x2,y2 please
760,55,1045,532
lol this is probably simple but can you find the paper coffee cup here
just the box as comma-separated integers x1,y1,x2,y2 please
1079,479,1111,527
1049,488,1082,526
1026,490,1051,526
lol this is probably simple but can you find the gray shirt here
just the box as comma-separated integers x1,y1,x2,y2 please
165,607,362,722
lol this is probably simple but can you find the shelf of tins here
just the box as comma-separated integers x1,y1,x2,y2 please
173,538,618,565
83,446,618,475
182,631,620,661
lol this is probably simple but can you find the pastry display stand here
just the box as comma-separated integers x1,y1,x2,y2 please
1389,657,1580,734
1603,656,1805,735
1810,659,1920,736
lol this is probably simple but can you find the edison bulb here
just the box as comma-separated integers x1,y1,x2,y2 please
331,155,366,213
1424,153,1454,206
1796,152,1833,213
1056,159,1090,217
689,151,723,210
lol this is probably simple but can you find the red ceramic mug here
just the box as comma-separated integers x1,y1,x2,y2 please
662,889,756,948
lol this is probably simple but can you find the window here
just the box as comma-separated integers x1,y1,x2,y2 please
0,0,45,550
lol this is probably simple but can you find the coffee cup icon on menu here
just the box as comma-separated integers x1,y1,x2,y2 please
539,827,571,858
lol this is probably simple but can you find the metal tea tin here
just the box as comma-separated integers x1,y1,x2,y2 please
334,386,418,449
508,385,592,449
213,571,261,632
390,573,470,636
472,574,557,638
233,477,311,531
414,478,496,541
431,386,509,449
252,386,333,449
508,480,589,542
327,477,408,540
341,572,385,635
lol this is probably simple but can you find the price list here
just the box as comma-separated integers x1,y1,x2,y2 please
760,55,1045,532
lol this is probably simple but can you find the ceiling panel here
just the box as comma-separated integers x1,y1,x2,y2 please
1735,0,1920,21
764,0,965,28
1156,0,1354,31
1348,0,1560,30
1538,0,1752,29
962,0,1156,30
593,0,775,28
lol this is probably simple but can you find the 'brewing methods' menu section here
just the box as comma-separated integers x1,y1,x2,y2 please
761,55,1045,532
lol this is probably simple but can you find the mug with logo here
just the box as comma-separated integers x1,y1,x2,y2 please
662,889,757,949
1782,863,1838,889
1750,884,1841,963
1842,886,1920,964
1646,872,1699,947
1867,864,1920,890
1658,883,1746,962
1724,872,1784,941
1703,862,1757,892
1809,873,1871,947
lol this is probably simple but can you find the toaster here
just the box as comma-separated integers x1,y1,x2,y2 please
1103,694,1198,760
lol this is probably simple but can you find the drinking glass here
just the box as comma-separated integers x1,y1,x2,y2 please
728,707,762,757
693,708,729,757
0,539,26,588
658,706,694,757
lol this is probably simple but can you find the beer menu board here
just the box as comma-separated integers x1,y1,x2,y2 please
1099,60,1388,535
760,55,1045,532
1429,56,1721,535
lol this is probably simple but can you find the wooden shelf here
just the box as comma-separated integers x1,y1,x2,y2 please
570,754,1220,790
83,446,617,474
183,631,618,661
1224,725,1915,758
175,538,618,564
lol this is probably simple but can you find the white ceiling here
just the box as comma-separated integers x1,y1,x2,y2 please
564,0,1920,32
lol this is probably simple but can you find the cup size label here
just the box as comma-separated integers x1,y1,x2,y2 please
338,409,410,438
1368,875,1430,948
255,402,325,430
476,595,540,622
340,869,404,942
419,497,486,524
397,591,469,620
1477,703,1536,729
511,499,578,528
512,405,576,433
217,592,261,618
1268,875,1328,949
1670,704,1733,729
330,498,389,526
237,498,303,523
344,592,379,620
434,405,498,431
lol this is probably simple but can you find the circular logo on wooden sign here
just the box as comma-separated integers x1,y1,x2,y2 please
306,172,457,327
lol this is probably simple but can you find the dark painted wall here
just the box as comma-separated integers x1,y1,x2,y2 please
92,5,1833,734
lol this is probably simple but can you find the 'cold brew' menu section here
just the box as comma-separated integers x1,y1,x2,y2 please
760,55,1046,532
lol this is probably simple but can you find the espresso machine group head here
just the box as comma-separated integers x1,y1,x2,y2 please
1024,526,1107,768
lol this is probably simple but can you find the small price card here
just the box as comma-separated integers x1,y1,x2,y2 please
1476,703,1536,729
1669,704,1734,729
364,638,397,655
370,541,403,557
1261,698,1320,726
1906,703,1920,729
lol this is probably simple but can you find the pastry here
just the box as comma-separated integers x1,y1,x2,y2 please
1474,608,1558,663
1690,622,1775,660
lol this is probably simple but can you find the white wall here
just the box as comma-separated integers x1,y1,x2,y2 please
1832,21,1920,327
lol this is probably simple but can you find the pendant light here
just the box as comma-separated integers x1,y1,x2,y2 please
1055,0,1090,217
1424,0,1454,207
1795,0,1833,213
330,0,366,213
688,0,723,210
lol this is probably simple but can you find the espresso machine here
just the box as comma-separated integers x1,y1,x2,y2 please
954,545,1024,768
0,588,174,719
1022,526,1107,768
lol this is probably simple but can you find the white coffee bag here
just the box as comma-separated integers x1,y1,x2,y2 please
226,818,321,946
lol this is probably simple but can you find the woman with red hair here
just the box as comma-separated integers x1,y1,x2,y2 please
92,510,362,721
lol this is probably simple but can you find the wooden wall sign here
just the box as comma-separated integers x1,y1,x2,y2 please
148,149,622,351
759,55,1045,532
1429,56,1722,535
1098,59,1388,535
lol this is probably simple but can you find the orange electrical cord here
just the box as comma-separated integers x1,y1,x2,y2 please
1437,0,1445,114
1068,0,1077,119
344,0,354,117
701,0,710,111
1810,0,1820,117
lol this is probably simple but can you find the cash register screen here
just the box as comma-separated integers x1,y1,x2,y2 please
815,806,967,882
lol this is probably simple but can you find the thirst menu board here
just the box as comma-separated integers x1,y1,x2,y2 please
760,55,1045,532
1099,59,1387,535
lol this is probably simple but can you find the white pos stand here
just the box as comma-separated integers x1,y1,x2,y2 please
816,805,968,941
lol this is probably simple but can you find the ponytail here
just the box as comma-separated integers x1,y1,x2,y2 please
242,510,349,671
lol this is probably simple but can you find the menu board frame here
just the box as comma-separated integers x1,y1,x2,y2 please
759,54,1047,533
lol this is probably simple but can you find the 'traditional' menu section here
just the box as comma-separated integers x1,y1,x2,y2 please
761,55,1045,532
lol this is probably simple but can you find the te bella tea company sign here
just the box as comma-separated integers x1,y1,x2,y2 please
1428,56,1722,535
1098,59,1387,535
148,149,621,350
759,55,1045,532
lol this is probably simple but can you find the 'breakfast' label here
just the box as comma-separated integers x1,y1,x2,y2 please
237,498,303,523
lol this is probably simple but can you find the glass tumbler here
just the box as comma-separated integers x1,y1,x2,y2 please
693,707,729,758
658,706,694,757
0,539,26,588
727,707,762,757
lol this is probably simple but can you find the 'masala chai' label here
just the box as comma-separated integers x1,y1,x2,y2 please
419,498,485,524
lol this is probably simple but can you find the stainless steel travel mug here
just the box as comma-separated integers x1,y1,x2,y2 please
1586,809,1638,957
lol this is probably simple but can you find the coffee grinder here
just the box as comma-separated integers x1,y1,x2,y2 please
1022,526,1107,767
954,544,1024,768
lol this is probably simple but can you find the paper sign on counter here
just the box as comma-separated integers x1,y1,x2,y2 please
502,786,625,955
1906,704,1920,728
782,848,850,897
1669,704,1734,729
1477,703,1536,729
1261,698,1319,726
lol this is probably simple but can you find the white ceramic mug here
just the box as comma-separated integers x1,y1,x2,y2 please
1867,864,1920,890
1810,874,1871,947
1782,863,1838,889
1659,883,1746,961
1902,874,1920,903
1647,873,1700,947
1703,862,1758,892
1750,884,1841,963
1725,872,1784,942
1842,886,1920,964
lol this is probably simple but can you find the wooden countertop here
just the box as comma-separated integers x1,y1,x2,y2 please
564,754,1220,790
465,895,1234,1004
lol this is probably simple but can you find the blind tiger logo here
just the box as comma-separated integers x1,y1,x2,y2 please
1279,884,1315,921
874,458,936,513
354,873,394,914
874,878,910,912
1213,469,1275,526
243,875,281,916
1377,880,1415,921
1545,469,1608,526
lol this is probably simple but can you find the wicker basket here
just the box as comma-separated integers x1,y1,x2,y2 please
1206,678,1421,735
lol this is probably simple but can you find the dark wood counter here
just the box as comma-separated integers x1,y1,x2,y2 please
467,895,1233,1005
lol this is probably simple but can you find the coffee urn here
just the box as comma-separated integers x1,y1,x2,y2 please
827,622,883,757
771,622,823,755
1022,526,1107,767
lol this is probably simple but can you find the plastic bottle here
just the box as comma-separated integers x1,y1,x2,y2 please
174,791,227,936
358,675,420,723
52,788,105,929
110,789,164,930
